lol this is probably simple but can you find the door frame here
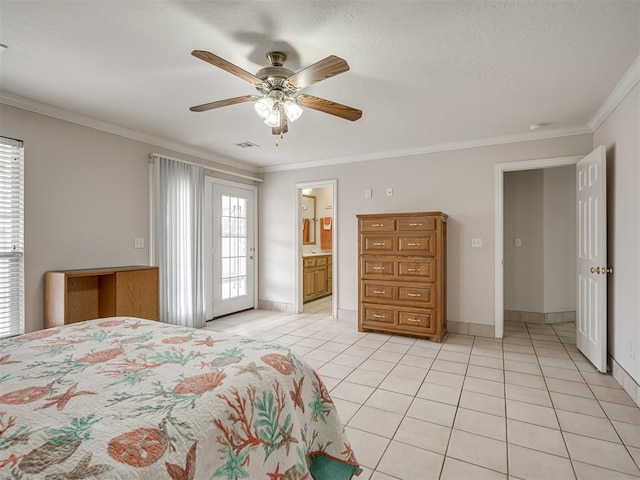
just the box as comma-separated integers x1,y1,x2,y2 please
294,179,338,318
204,176,259,319
494,155,583,338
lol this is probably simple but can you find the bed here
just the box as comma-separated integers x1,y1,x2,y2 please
0,317,359,479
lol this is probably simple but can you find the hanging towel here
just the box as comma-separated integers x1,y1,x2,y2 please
320,217,332,250
302,218,310,243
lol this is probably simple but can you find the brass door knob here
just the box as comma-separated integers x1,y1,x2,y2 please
591,266,613,274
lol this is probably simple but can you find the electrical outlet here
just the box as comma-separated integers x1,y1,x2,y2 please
134,238,145,249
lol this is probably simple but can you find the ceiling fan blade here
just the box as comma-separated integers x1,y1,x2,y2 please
190,95,254,112
272,115,288,136
297,95,362,121
191,50,263,86
287,55,349,90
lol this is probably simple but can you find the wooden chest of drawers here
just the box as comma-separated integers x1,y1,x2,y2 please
357,212,447,342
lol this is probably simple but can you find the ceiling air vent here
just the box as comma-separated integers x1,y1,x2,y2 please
234,141,260,148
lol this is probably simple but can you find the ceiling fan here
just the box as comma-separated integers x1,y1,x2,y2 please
189,50,363,139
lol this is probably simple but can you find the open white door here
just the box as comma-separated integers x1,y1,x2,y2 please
577,145,608,372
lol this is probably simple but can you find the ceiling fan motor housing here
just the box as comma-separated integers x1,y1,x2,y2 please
255,52,297,95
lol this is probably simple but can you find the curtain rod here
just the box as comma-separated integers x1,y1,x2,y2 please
149,153,264,183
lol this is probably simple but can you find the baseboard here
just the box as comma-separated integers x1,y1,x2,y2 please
257,300,296,313
447,321,495,338
609,355,640,409
505,310,576,324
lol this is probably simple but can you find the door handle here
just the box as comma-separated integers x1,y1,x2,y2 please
591,266,613,274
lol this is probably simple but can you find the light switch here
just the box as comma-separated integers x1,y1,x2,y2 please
515,238,522,247
471,238,483,248
365,188,372,198
386,187,393,197
134,238,145,249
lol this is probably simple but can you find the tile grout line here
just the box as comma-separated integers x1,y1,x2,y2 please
527,321,578,480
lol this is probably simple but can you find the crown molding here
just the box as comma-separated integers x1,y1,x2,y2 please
0,92,259,174
258,125,593,173
589,54,640,132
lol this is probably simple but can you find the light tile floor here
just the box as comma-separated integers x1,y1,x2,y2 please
204,297,640,480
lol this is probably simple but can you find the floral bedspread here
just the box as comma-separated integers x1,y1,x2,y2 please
0,317,358,479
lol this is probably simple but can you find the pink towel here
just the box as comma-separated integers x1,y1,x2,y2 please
320,217,332,250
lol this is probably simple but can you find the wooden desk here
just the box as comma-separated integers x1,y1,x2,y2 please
45,266,159,328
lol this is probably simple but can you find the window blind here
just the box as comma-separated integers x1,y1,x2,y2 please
0,137,24,338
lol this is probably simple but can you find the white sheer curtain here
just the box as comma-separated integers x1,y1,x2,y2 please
150,155,205,328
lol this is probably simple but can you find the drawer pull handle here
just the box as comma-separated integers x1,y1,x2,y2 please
406,318,421,323
372,242,386,246
372,266,386,271
371,223,384,227
407,268,420,272
407,242,420,246
373,314,385,319
373,290,386,294
409,223,423,227
407,293,421,297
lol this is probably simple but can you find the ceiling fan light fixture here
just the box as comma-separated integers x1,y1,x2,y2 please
254,96,274,118
283,98,303,122
264,108,281,128
190,49,363,141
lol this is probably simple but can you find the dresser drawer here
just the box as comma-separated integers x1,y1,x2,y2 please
361,235,395,253
360,218,395,232
397,216,437,231
398,310,434,332
362,305,395,325
316,256,328,266
303,257,316,268
362,281,395,302
398,232,436,255
398,285,435,307
397,260,436,281
362,258,395,277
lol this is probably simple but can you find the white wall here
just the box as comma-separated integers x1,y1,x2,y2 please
259,135,593,327
503,166,576,314
1,104,258,333
543,165,576,312
504,170,545,312
592,81,640,384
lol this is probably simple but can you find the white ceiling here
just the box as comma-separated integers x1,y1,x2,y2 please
1,1,638,173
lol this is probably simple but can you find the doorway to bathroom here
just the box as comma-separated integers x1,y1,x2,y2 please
295,180,337,317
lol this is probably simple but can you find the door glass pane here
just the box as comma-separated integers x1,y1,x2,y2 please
220,194,248,301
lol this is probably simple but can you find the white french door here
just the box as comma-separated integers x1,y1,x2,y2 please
205,179,256,319
576,145,608,373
